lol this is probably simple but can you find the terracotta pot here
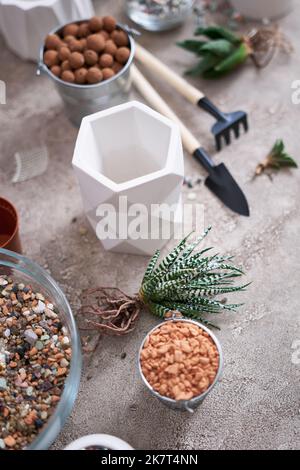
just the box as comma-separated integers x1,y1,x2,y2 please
0,197,22,253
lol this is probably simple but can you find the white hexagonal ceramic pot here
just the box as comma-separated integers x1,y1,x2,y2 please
72,101,184,256
0,0,94,62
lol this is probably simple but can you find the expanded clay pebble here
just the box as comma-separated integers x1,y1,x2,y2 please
115,47,130,64
64,35,76,45
80,38,87,51
103,16,117,33
78,22,90,38
61,70,75,83
89,16,103,33
86,34,105,53
111,30,129,47
104,39,117,56
69,52,85,69
86,67,103,84
99,53,114,68
61,60,71,72
75,68,88,84
50,65,61,77
140,321,219,401
58,46,70,61
44,50,59,67
45,34,62,50
63,23,79,38
112,62,123,74
100,30,110,41
84,49,98,66
0,275,72,450
69,39,84,53
102,68,115,80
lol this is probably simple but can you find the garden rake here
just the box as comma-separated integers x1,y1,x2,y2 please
135,43,248,152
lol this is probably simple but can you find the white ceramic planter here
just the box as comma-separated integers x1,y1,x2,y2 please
72,101,184,256
64,434,133,450
230,0,293,20
0,0,94,61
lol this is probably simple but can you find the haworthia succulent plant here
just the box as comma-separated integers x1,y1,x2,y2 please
83,228,249,335
139,228,249,328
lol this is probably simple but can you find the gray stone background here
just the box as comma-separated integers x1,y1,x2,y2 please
0,0,299,450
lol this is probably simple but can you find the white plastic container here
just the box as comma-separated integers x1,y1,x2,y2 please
0,0,94,61
65,434,133,450
72,101,184,256
230,0,293,20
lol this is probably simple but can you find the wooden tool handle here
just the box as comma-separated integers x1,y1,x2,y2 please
131,64,200,156
135,43,205,105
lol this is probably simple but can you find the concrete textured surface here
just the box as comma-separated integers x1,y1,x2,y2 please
0,0,300,450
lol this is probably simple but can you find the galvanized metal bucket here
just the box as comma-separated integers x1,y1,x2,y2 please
138,318,223,413
37,22,135,127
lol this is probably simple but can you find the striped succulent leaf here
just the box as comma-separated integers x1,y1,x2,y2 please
170,283,249,300
142,249,160,284
169,250,214,271
159,267,199,283
141,237,196,294
161,299,242,314
147,301,171,319
178,227,212,261
154,232,192,275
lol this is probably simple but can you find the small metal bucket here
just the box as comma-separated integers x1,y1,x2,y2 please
138,318,223,413
37,22,135,127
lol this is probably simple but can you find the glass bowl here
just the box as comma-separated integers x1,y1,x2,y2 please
0,248,82,450
125,0,195,32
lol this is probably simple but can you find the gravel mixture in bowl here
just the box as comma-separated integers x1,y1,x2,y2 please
0,275,72,450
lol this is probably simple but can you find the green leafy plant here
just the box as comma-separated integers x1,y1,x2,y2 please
256,139,298,176
177,24,292,78
81,227,249,334
177,25,251,78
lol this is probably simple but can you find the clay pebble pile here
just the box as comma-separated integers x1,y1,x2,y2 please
140,321,219,401
0,275,71,450
43,15,131,85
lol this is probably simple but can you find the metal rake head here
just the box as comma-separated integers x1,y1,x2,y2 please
212,111,248,152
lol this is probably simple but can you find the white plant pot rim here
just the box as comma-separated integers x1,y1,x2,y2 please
73,100,182,192
64,434,133,450
1,0,64,8
2,0,72,7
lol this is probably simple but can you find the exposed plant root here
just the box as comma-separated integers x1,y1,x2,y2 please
80,287,142,336
249,25,293,68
